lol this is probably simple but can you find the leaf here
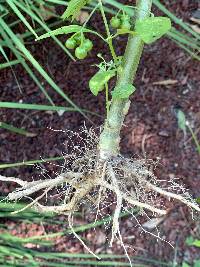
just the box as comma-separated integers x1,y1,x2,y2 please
186,236,200,247
36,25,105,42
196,197,200,204
89,70,116,96
36,25,83,40
135,16,171,44
177,109,186,133
182,263,191,267
194,260,200,267
61,0,88,20
190,239,200,247
112,83,136,99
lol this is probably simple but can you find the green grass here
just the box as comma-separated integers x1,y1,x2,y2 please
0,201,174,266
0,156,64,169
0,0,88,121
0,122,36,137
0,101,101,117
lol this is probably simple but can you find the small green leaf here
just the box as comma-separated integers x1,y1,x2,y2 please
196,197,200,204
177,109,186,132
36,25,83,40
112,83,136,99
186,236,200,247
182,262,191,267
135,16,171,44
61,0,87,20
36,25,105,42
191,240,200,247
89,70,116,96
194,260,200,267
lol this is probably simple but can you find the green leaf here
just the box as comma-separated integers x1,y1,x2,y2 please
36,25,105,42
36,25,83,40
182,263,190,267
194,260,200,267
186,236,200,247
191,239,200,247
196,197,200,204
135,16,171,44
89,70,116,96
112,84,136,99
177,109,186,132
61,0,88,20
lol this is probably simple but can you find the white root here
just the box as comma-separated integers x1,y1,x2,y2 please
145,181,200,212
94,162,107,223
117,228,133,267
1,140,199,263
0,172,83,201
108,163,123,246
101,180,167,215
11,186,53,214
0,175,27,186
68,214,101,260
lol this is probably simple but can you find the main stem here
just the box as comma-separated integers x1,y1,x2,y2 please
99,0,152,161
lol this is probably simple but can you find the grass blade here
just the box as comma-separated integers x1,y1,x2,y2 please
0,17,87,118
0,59,21,69
0,102,101,117
6,0,38,38
0,122,36,137
0,157,64,169
0,102,79,111
13,0,75,61
0,26,54,104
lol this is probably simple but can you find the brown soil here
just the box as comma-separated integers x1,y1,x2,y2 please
0,0,200,266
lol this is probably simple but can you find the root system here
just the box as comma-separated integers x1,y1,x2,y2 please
0,127,199,265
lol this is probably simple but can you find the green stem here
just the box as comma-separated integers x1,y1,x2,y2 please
105,82,109,117
98,0,117,62
187,124,200,154
83,3,100,28
99,0,152,160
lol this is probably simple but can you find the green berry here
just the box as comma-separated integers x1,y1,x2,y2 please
83,39,93,52
65,38,76,49
120,20,131,31
122,14,130,22
110,17,121,28
74,34,84,44
75,46,87,59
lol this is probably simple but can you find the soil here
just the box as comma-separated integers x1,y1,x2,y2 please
0,0,200,266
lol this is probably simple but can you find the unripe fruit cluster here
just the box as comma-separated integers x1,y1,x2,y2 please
110,14,131,31
65,34,93,60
